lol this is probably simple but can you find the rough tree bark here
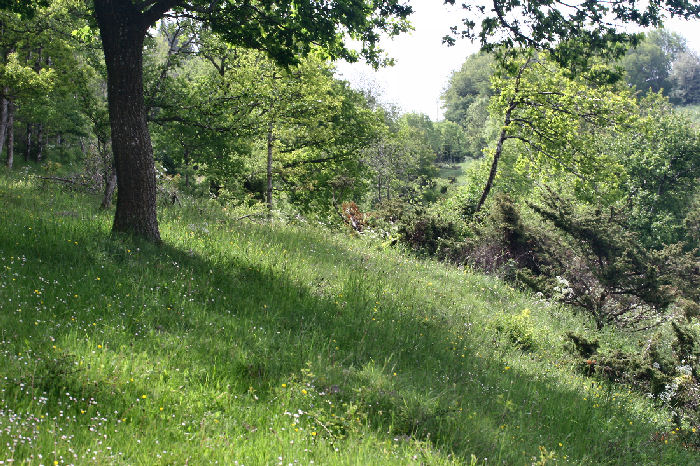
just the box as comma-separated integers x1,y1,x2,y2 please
94,0,163,242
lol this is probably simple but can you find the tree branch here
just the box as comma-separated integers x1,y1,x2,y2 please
141,0,184,28
281,154,350,169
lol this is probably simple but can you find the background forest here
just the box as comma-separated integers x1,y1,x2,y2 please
1,0,700,463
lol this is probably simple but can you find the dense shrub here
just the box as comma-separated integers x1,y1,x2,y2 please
568,322,700,443
464,195,558,279
413,188,698,331
527,191,677,329
397,208,461,257
390,186,699,332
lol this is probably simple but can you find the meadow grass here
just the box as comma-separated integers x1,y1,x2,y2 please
0,171,697,464
437,160,477,187
679,104,700,124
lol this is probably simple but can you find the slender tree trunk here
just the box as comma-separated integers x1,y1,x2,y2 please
183,146,190,188
209,179,221,197
474,58,529,214
474,105,513,214
0,88,8,159
101,168,117,209
266,121,273,210
30,50,44,166
35,123,43,162
94,0,160,242
6,102,13,168
377,176,382,203
24,124,32,162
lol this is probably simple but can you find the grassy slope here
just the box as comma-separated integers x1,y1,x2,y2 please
0,172,697,465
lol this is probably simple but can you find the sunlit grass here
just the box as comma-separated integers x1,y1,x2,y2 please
0,171,697,464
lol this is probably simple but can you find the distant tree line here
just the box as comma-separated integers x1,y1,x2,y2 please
441,29,700,162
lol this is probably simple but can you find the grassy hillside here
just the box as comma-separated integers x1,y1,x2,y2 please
0,171,697,464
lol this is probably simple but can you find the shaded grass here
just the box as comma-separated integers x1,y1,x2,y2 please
0,172,697,464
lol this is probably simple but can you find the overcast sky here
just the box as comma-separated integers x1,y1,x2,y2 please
334,0,700,121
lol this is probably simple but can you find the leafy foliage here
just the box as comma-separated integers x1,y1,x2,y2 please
489,51,636,202
607,93,700,249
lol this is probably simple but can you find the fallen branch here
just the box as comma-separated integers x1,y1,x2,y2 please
33,174,100,193
35,175,80,184
233,212,267,222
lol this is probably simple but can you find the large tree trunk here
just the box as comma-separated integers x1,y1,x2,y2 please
94,1,161,242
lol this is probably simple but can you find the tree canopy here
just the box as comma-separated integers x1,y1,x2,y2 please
93,0,413,68
445,0,700,68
